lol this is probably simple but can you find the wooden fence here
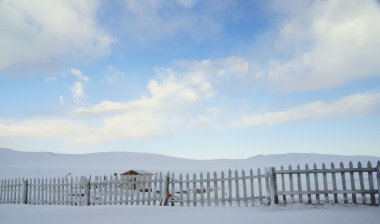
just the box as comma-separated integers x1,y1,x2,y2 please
0,161,379,207
269,161,380,206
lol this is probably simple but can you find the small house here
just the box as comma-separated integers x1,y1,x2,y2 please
120,169,153,190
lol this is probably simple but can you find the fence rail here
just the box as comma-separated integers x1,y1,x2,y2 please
0,161,379,207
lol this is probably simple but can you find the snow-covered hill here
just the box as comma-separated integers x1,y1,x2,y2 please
0,148,378,179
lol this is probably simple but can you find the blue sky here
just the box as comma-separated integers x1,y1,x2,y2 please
0,0,380,159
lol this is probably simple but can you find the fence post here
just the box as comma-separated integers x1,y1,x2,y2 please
22,179,28,204
377,161,380,207
85,180,91,206
269,167,278,205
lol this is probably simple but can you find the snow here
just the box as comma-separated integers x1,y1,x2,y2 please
0,204,379,224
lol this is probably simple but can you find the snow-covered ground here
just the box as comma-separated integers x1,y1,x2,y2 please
1,148,379,178
0,204,379,224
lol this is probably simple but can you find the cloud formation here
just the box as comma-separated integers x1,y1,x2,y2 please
69,68,89,103
262,0,380,91
0,0,113,74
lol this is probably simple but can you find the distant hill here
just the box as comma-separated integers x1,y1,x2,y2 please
0,148,378,179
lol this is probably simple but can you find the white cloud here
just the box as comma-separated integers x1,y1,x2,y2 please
0,0,113,74
238,92,380,127
70,69,90,82
103,66,125,84
262,0,380,91
69,82,86,103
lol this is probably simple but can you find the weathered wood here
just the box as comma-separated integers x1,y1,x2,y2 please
296,165,303,203
249,169,255,206
366,161,376,205
221,171,226,206
192,173,197,206
186,173,190,207
331,163,338,203
152,173,158,206
322,163,329,203
340,162,348,204
159,172,163,205
148,175,152,206
228,169,232,206
313,164,320,204
206,172,211,206
142,174,146,206
114,175,119,205
242,170,248,207
200,172,204,206
269,167,278,205
258,168,263,205
234,170,240,207
280,166,286,204
22,179,28,204
85,180,91,206
265,168,271,205
288,165,294,203
170,173,175,206
305,164,311,204
179,174,183,207
348,162,356,204
358,162,366,204
214,172,219,206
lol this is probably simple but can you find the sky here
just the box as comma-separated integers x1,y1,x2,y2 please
0,0,380,159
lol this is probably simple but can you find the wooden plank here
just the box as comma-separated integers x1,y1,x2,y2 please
136,175,141,205
276,189,376,195
288,165,294,203
331,163,338,203
296,165,303,203
45,178,48,205
258,168,263,205
322,163,329,203
349,161,357,204
152,173,158,206
340,162,348,204
221,171,226,206
0,179,3,204
313,164,320,204
170,173,175,206
367,161,376,205
114,175,118,205
70,177,73,205
265,168,271,205
214,172,219,206
228,169,232,206
142,175,146,206
206,172,211,206
159,172,163,204
358,162,366,204
103,176,108,205
280,166,286,204
200,172,204,206
242,170,248,207
186,173,190,207
274,167,376,174
193,173,197,206
40,178,44,205
233,170,239,206
305,164,311,204
179,174,183,207
148,175,152,206
249,169,255,206
110,175,114,205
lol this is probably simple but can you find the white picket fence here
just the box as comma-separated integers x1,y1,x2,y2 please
0,161,379,207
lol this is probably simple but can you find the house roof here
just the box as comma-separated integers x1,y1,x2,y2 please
120,169,153,175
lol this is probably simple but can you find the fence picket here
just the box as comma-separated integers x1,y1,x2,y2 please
221,171,226,206
367,161,376,205
214,172,219,206
0,179,3,204
179,174,183,207
322,163,329,203
340,162,348,204
152,173,158,206
228,169,232,206
288,165,294,203
280,166,286,204
250,169,255,206
377,161,380,206
242,170,248,207
200,172,204,206
142,175,146,206
170,173,175,206
192,173,197,206
358,162,366,204
296,165,303,203
313,164,320,204
349,162,357,203
305,164,311,204
148,175,152,206
206,172,211,206
258,168,263,205
331,163,338,203
186,173,190,207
